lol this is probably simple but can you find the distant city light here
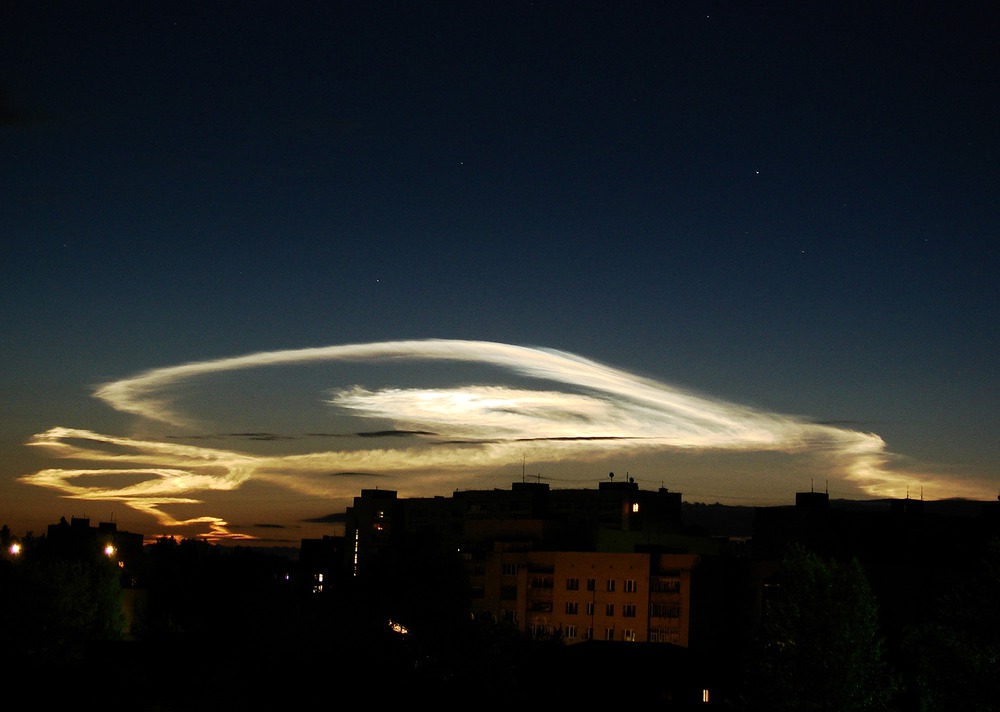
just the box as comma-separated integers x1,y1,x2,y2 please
388,619,409,635
104,544,116,557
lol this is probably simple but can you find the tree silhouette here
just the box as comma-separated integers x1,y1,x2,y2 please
746,544,894,712
900,538,1000,711
1,540,125,665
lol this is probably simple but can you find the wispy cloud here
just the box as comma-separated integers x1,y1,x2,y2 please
20,339,990,541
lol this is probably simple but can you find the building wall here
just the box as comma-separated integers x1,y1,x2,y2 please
472,548,700,646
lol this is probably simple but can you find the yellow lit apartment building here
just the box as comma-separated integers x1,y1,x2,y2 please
471,548,698,646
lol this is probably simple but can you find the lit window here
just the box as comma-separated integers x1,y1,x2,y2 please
702,690,710,703
632,502,639,513
623,628,636,642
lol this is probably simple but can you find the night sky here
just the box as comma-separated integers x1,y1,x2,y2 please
2,1,997,545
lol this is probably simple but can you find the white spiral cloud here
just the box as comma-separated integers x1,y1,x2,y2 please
20,339,979,542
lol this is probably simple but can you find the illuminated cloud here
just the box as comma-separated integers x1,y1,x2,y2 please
20,339,990,541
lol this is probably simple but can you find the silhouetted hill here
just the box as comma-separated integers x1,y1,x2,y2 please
829,497,996,517
680,497,998,540
681,502,755,537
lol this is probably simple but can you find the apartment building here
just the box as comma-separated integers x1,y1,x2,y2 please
343,477,708,647
470,548,698,645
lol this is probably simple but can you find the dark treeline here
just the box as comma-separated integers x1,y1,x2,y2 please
0,529,558,709
2,523,999,710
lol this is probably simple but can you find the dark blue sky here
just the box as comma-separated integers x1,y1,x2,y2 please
2,1,997,543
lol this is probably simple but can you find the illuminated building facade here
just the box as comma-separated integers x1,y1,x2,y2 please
343,477,709,647
471,548,699,645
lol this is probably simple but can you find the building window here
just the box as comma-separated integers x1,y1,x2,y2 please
604,627,615,641
606,579,616,592
586,601,595,616
702,690,710,703
605,603,615,616
566,577,579,590
586,578,596,592
565,601,579,615
650,627,680,644
565,625,577,640
624,579,637,593
584,627,593,640
651,603,680,618
352,529,359,577
530,623,554,638
632,502,640,513
623,628,636,642
623,603,636,617
502,562,518,576
652,576,680,593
